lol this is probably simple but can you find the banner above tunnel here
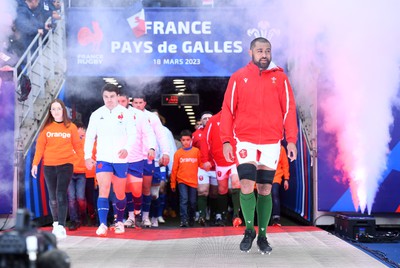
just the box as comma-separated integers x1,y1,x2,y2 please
66,7,287,77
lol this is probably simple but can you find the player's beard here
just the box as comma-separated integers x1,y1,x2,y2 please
253,56,271,70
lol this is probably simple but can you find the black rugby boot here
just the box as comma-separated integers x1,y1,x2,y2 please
240,229,256,252
257,236,272,255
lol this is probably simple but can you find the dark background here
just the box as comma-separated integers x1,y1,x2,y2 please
66,76,229,136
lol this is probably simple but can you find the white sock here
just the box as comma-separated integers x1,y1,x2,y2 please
128,211,134,219
142,211,149,220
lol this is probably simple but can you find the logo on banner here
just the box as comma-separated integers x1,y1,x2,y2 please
77,21,104,51
239,149,247,159
77,21,104,65
247,21,280,40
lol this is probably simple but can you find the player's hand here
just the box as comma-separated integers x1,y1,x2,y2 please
287,143,297,162
171,187,176,193
31,165,38,178
223,143,235,163
85,158,96,170
203,161,212,171
283,179,289,191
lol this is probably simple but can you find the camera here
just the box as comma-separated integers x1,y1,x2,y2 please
0,209,70,268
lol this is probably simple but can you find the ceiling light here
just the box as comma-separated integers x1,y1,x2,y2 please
188,116,196,119
184,106,192,109
173,79,185,84
175,85,186,88
185,108,193,111
187,112,195,115
103,78,117,83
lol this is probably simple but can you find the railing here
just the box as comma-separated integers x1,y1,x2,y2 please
13,15,67,156
297,103,317,162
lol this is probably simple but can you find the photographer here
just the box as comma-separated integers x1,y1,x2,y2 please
0,209,70,268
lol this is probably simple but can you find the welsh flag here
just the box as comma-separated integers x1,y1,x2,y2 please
126,1,146,38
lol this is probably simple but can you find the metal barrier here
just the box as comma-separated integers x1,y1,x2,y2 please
13,15,67,156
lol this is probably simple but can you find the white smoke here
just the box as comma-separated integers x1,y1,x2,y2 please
0,0,17,48
0,0,17,217
282,0,400,213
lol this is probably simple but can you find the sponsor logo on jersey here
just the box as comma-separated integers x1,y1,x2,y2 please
180,158,198,163
46,132,71,138
239,149,247,158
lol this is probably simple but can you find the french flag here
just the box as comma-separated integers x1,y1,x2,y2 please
126,1,146,38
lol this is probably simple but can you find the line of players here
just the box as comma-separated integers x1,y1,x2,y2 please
192,111,242,227
84,84,242,236
84,84,172,236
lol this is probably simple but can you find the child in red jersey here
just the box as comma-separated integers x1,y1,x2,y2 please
170,129,202,227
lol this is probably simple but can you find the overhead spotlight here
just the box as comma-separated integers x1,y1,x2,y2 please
103,77,117,83
184,106,192,109
188,116,196,119
187,112,195,115
177,92,184,95
185,108,193,112
175,85,186,88
173,79,185,84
